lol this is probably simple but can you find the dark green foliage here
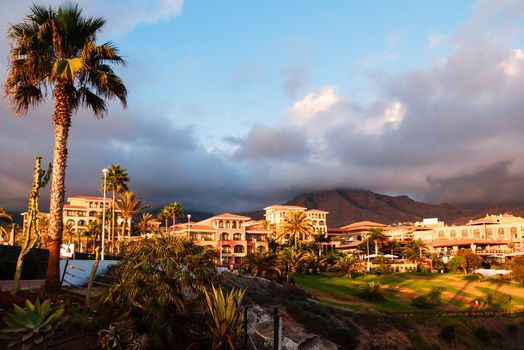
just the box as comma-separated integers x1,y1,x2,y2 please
411,287,445,309
0,245,48,280
98,320,135,350
484,290,512,307
358,282,385,302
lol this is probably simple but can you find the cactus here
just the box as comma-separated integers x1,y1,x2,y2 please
11,156,52,295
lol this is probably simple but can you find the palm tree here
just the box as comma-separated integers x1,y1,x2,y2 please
278,211,314,247
5,4,127,291
37,216,50,247
243,250,281,279
157,207,170,233
102,165,129,253
332,254,363,279
278,246,310,273
84,221,102,253
137,213,156,235
165,202,184,233
115,192,149,241
368,228,389,255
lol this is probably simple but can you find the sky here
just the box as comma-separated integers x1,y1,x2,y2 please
1,0,524,214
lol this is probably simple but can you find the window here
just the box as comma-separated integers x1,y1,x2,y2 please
474,229,480,238
234,245,244,253
486,228,492,239
219,220,224,228
438,231,445,238
232,221,237,229
450,230,456,238
222,245,231,253
498,228,505,239
461,230,468,238
233,233,242,241
511,227,517,239
319,221,325,226
221,232,229,240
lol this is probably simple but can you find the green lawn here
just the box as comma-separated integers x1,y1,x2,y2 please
293,272,524,313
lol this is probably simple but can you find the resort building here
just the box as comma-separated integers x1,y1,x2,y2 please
173,213,270,267
63,196,123,235
264,205,329,234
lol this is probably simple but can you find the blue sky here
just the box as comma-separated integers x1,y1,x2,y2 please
2,0,524,213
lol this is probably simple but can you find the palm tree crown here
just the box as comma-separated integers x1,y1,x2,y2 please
278,211,314,247
102,164,129,252
115,191,149,240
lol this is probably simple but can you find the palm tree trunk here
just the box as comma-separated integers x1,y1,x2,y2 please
45,81,74,293
172,215,176,234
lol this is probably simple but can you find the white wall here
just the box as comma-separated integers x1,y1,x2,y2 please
59,259,118,288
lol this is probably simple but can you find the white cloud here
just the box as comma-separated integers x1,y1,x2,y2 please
359,101,405,134
289,87,340,121
499,49,524,76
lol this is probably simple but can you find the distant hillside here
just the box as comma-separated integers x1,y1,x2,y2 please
243,189,524,227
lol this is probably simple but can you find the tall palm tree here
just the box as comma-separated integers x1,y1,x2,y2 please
5,4,127,291
165,202,184,233
278,211,314,247
37,216,50,247
84,221,102,254
368,228,389,255
278,246,310,273
157,207,170,233
115,192,149,241
102,164,129,252
332,254,363,279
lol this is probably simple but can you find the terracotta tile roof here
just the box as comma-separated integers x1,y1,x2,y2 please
245,229,271,233
263,205,307,210
339,221,387,231
306,209,329,213
336,241,363,249
172,222,216,231
212,213,251,220
430,239,508,248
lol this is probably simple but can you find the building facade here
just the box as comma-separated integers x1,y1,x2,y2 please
173,213,270,266
264,205,329,234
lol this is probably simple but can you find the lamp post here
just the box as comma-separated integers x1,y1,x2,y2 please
101,168,109,260
187,214,191,240
366,233,371,272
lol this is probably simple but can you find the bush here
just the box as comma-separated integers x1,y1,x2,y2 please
0,245,48,280
484,290,512,307
358,282,385,302
411,287,445,309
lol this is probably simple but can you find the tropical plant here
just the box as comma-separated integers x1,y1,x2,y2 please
98,320,134,350
84,221,102,253
37,215,50,247
332,254,363,278
0,208,14,244
137,213,156,235
157,207,170,232
98,236,217,337
164,202,184,233
358,282,385,302
102,165,129,252
278,246,311,273
484,290,512,308
368,228,389,255
312,231,330,257
202,285,246,350
277,211,314,247
115,192,149,241
12,156,52,295
242,250,281,279
5,4,127,291
0,207,14,223
0,298,64,349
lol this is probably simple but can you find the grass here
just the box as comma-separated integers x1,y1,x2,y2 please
293,272,524,313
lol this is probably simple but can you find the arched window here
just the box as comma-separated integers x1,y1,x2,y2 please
222,245,231,253
461,230,468,238
498,228,505,239
232,221,237,229
67,220,75,226
511,227,517,239
219,220,224,228
226,221,230,229
450,230,456,238
233,233,242,241
221,232,229,240
234,245,244,253
89,211,97,217
313,220,317,225
319,221,325,226
78,220,86,227
438,231,445,238
485,228,492,239
474,229,480,238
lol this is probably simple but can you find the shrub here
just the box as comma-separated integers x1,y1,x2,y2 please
411,287,445,309
484,290,512,307
0,298,63,349
474,326,491,343
358,282,385,302
99,320,135,350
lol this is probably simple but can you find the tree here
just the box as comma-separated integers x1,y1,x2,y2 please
137,213,156,235
332,254,363,279
115,192,149,242
37,216,50,247
278,246,310,273
102,165,129,253
165,202,184,233
84,221,102,253
278,211,314,247
242,250,281,279
511,256,524,283
368,228,389,255
5,4,128,291
157,207,171,233
402,238,428,262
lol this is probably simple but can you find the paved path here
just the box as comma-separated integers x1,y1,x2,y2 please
0,279,45,291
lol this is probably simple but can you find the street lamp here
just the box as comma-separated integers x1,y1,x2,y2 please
187,214,191,239
101,168,109,260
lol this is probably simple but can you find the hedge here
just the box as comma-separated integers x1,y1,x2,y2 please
0,245,49,280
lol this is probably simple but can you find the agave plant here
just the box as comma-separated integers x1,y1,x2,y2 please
98,320,135,350
202,285,246,350
0,298,64,349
